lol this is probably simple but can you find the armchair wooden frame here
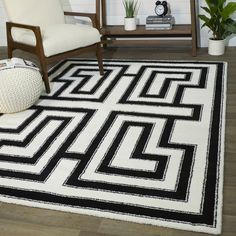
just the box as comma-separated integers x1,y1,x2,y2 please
6,0,103,93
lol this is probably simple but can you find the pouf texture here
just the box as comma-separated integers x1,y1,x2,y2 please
0,68,43,113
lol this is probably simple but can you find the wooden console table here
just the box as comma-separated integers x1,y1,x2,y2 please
100,0,197,56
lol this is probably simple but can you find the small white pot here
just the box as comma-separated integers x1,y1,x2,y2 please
208,38,225,56
124,17,136,31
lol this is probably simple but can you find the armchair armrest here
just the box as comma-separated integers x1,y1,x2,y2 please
6,22,44,48
64,11,99,29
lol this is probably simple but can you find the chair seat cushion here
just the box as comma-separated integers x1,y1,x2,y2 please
12,24,101,57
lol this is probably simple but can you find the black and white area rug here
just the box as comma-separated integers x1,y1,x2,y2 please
0,59,227,234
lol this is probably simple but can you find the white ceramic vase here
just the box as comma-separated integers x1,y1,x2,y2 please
208,38,225,56
124,17,136,31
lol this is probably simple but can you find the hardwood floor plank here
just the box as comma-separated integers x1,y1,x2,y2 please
79,231,115,236
98,219,210,236
222,215,236,234
0,218,80,236
0,203,102,231
98,219,163,236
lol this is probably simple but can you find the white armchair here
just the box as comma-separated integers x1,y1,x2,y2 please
4,0,104,93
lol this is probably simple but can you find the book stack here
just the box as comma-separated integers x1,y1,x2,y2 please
145,15,175,30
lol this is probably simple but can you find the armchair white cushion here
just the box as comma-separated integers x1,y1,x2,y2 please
11,24,101,57
4,0,101,57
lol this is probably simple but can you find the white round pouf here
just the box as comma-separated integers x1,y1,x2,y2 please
0,68,43,113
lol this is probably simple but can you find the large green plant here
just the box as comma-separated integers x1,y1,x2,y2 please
123,0,139,18
199,0,236,40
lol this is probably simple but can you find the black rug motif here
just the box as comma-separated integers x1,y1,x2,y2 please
0,59,227,234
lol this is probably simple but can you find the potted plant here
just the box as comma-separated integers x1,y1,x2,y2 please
123,0,139,31
199,0,236,55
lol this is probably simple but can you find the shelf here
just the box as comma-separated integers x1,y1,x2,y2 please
101,25,192,37
101,0,197,56
102,39,192,47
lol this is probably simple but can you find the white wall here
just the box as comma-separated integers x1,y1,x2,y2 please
0,0,7,46
0,0,236,47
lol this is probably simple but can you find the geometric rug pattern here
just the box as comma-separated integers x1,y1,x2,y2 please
0,59,227,234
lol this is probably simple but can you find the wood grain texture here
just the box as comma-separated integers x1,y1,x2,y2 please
0,218,80,236
0,46,236,236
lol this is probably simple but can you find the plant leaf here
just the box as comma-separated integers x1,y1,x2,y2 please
221,2,236,20
199,14,211,24
123,0,139,18
201,6,211,14
224,19,236,34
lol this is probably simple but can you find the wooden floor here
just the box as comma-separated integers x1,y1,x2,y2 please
0,46,236,236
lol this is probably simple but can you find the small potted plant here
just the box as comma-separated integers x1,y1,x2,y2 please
198,0,236,56
123,0,139,31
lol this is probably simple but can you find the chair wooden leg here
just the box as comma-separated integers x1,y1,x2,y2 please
38,56,50,93
7,45,13,58
96,43,104,75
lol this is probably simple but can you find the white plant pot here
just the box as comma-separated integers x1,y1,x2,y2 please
124,18,136,31
208,38,225,56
